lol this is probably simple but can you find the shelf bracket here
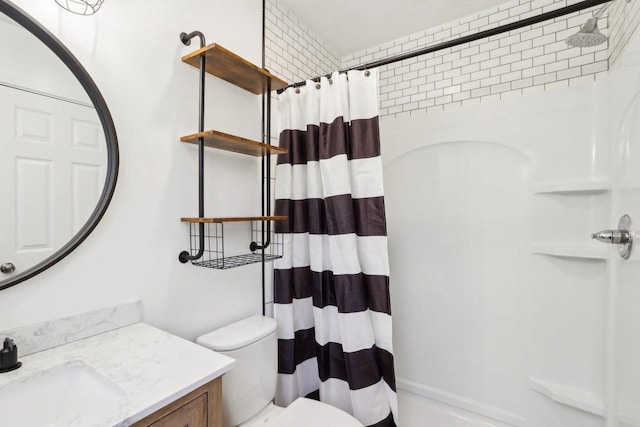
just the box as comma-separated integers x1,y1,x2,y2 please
179,31,206,48
179,30,207,264
250,78,273,253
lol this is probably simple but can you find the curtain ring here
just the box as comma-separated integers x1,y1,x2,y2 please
294,83,300,94
364,69,370,77
325,73,333,85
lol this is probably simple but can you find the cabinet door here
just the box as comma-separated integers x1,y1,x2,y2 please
131,377,222,427
149,394,207,427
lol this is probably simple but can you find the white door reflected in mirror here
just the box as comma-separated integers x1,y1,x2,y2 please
0,87,105,279
0,9,108,282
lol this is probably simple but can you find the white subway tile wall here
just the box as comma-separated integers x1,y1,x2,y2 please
266,0,640,117
342,0,617,116
609,0,640,68
264,0,341,84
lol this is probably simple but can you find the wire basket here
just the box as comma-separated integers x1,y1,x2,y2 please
186,221,283,269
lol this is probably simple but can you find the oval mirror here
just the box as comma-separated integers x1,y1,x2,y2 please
0,1,118,291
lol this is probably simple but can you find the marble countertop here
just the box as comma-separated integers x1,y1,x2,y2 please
0,322,235,426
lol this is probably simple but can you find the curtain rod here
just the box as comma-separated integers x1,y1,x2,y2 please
277,0,612,94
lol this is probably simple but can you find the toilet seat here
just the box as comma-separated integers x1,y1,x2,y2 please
265,398,363,427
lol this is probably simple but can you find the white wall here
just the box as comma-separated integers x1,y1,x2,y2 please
0,0,272,341
0,16,88,103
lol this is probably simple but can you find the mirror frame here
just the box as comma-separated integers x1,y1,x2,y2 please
0,1,119,291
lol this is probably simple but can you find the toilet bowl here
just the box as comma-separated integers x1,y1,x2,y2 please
263,397,363,426
196,315,363,427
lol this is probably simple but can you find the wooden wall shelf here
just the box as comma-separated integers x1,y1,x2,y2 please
181,43,288,94
178,36,284,271
181,216,287,223
181,130,287,156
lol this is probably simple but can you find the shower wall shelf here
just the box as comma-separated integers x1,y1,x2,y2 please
181,43,288,94
177,32,288,270
530,377,605,417
180,130,287,156
531,242,608,260
532,180,610,194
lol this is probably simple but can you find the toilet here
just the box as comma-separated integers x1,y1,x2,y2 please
196,315,363,427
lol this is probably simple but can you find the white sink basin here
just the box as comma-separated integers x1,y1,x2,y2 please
0,360,125,426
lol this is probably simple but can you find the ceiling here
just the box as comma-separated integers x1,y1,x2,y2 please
275,0,510,56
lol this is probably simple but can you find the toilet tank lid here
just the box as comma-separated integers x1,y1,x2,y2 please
196,315,277,351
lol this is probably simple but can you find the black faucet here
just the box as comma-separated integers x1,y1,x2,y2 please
0,338,21,373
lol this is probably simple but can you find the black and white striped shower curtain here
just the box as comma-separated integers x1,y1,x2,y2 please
273,70,398,427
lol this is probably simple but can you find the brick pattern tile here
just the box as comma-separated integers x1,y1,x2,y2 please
266,0,640,118
264,0,340,85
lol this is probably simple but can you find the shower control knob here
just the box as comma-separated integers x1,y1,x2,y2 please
591,229,629,245
591,214,633,260
0,263,15,274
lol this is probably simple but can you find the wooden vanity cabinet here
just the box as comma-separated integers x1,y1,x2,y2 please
131,377,222,427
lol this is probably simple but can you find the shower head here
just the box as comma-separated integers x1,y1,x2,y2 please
565,17,608,48
565,0,632,48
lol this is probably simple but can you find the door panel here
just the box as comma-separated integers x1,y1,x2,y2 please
0,85,104,279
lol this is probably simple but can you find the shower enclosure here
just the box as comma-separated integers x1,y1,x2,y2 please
265,0,640,425
380,56,640,427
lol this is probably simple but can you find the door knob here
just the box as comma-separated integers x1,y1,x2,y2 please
591,214,633,259
0,263,15,274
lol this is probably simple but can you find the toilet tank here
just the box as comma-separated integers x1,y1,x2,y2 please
197,315,278,427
